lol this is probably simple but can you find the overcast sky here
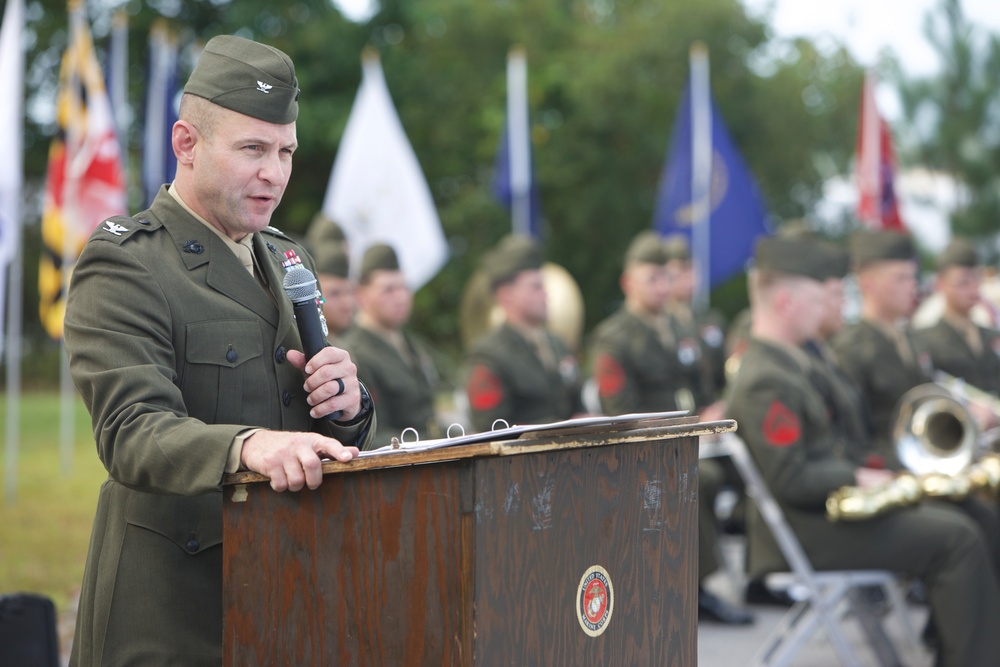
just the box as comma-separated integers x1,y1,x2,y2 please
333,0,1000,77
742,0,1000,75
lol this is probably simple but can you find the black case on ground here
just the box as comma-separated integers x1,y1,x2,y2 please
0,593,60,667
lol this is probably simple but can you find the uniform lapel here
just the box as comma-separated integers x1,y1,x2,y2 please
254,233,295,343
151,193,280,327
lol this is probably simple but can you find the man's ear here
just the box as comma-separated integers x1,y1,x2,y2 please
172,120,198,165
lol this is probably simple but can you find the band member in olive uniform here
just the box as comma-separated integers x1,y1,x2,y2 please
802,240,873,455
340,243,440,445
64,36,374,666
915,237,1000,399
590,231,753,625
830,231,928,468
728,235,1000,667
663,235,728,404
304,214,355,343
465,235,585,433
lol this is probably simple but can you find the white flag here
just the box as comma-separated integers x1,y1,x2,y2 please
0,0,24,354
322,51,448,290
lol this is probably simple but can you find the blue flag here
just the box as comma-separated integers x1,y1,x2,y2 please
142,23,179,207
492,122,543,239
652,78,769,287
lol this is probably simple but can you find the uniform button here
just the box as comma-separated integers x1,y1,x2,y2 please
226,349,238,363
282,390,293,406
137,218,150,225
186,539,200,553
275,347,287,363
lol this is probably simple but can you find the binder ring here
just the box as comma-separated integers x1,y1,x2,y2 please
447,423,466,438
491,419,510,431
401,427,419,443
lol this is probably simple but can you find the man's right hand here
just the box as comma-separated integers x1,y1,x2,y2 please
240,430,359,492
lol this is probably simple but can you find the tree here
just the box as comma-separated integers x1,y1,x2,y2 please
892,0,1000,240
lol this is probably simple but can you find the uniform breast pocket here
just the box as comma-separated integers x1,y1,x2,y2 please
182,320,266,425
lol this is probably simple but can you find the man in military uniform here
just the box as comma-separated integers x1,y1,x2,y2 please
590,231,753,625
915,237,1000,401
663,235,728,406
340,243,440,445
305,214,355,342
830,230,928,468
728,235,1000,667
465,235,585,432
64,36,375,666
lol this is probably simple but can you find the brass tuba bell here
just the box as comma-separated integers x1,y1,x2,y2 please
892,383,978,477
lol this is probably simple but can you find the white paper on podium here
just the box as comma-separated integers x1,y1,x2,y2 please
357,411,688,458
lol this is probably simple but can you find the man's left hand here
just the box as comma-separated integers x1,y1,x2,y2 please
287,346,362,421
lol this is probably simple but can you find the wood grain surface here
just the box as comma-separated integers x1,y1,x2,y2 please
223,418,706,666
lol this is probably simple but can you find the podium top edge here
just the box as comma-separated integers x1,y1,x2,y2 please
223,417,736,486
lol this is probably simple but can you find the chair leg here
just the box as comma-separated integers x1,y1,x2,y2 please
847,588,904,667
815,582,868,667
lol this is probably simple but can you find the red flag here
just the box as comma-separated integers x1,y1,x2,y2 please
856,71,904,230
39,0,126,339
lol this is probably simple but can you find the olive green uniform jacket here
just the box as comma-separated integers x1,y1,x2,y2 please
830,320,930,469
589,308,686,414
464,323,583,433
65,187,375,667
803,341,873,464
728,337,1000,667
915,319,1000,395
339,326,439,446
669,305,728,400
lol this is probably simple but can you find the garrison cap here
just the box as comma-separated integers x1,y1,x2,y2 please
360,243,400,283
849,230,916,269
184,35,299,124
776,223,849,280
305,213,347,249
936,237,979,270
624,231,669,267
663,234,691,262
821,243,850,280
485,235,544,290
312,244,350,279
754,236,830,282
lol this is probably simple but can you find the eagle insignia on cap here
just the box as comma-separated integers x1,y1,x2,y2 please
256,80,272,94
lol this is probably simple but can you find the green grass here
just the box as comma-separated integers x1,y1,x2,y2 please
0,391,105,616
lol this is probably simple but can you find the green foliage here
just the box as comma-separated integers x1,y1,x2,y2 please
0,393,104,619
16,0,867,384
892,0,1000,242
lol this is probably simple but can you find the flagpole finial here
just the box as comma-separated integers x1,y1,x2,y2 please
689,41,708,60
361,45,380,65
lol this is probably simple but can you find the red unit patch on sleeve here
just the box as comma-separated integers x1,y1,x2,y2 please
467,365,504,412
762,400,801,447
594,353,626,397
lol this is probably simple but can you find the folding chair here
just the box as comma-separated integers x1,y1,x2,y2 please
720,433,925,667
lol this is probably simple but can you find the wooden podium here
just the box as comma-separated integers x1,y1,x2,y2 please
222,415,735,666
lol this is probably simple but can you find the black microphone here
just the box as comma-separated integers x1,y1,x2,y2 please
282,266,342,421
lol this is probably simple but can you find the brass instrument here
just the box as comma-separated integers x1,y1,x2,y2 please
826,381,1000,521
827,453,1000,521
892,383,977,476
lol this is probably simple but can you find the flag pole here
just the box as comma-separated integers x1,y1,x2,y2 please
110,10,128,183
506,46,531,237
689,42,712,312
2,0,24,505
